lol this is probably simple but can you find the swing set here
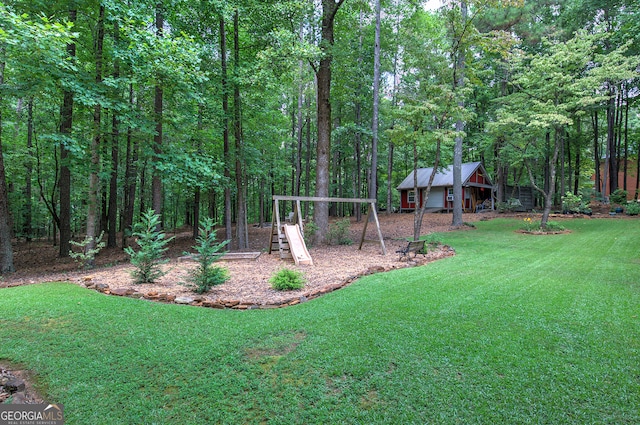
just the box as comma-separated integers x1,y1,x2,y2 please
268,196,387,265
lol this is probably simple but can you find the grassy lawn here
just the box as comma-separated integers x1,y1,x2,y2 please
1,218,639,424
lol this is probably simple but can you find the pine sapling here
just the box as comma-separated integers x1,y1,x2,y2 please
183,218,230,294
124,209,174,284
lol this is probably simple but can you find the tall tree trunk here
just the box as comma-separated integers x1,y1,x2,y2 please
24,98,34,242
258,174,265,227
152,3,164,223
295,25,305,200
107,18,120,248
370,0,381,207
233,9,247,249
304,98,311,218
193,104,204,239
0,49,15,273
622,87,629,191
606,85,618,195
122,83,137,248
528,129,561,228
560,128,566,197
59,8,77,258
592,110,601,196
355,11,363,222
574,116,581,195
86,4,105,266
314,0,345,244
452,0,467,227
413,139,441,241
386,14,401,216
636,142,640,200
220,16,232,243
354,97,362,221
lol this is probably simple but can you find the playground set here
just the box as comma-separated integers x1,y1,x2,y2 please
268,196,387,265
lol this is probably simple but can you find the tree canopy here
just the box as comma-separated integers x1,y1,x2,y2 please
0,0,638,271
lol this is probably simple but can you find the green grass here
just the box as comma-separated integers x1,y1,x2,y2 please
1,218,639,424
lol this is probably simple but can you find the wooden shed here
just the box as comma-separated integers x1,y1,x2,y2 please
397,162,494,212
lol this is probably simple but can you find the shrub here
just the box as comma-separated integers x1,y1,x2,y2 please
562,192,591,215
124,209,174,284
182,218,230,294
521,217,539,232
497,198,522,213
69,231,106,269
625,201,640,216
544,221,565,232
520,218,565,233
610,188,628,205
269,268,305,291
303,221,318,247
328,218,352,245
561,192,581,213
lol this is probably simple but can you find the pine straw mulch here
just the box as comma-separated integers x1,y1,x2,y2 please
1,212,492,308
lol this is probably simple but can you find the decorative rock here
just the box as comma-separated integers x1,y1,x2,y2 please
10,392,28,404
175,296,194,304
366,266,385,274
110,288,130,297
96,283,109,291
5,378,26,393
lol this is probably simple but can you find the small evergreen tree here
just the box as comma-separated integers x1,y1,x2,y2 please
69,231,106,269
183,218,230,294
124,210,174,284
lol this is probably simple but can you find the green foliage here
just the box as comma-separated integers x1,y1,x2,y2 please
182,218,230,294
69,232,106,269
303,221,318,248
610,189,628,205
496,198,522,213
269,268,305,291
328,219,352,246
561,191,582,213
124,210,174,284
561,191,591,214
625,201,640,216
542,221,565,232
520,217,565,233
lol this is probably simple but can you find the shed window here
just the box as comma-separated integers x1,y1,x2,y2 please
408,190,416,204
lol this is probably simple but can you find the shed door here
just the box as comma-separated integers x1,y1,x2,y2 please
424,187,445,208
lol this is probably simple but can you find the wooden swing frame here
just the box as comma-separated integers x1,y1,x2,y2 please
269,196,387,257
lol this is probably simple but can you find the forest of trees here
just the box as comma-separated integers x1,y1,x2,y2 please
0,0,638,273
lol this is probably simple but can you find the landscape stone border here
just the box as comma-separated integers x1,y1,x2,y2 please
84,245,456,310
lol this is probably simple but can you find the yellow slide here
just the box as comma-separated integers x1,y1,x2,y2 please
283,224,313,266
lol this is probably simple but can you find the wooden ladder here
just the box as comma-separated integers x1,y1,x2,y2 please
268,200,294,260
